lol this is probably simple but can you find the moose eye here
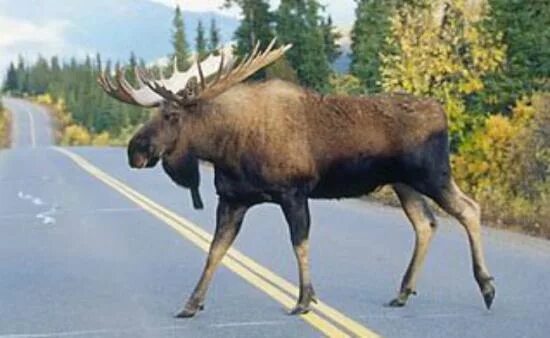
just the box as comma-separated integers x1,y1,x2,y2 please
163,113,179,124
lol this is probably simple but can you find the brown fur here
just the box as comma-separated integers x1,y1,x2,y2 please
126,79,494,318
181,80,446,186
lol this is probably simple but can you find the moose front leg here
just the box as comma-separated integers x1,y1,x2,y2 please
176,197,249,318
280,192,317,315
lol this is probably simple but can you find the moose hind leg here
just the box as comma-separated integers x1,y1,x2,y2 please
432,180,495,309
280,192,317,315
389,184,438,307
176,198,248,318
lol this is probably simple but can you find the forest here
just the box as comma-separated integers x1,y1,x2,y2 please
2,0,549,237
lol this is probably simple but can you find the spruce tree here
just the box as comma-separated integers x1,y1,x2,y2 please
479,0,550,112
27,55,50,95
276,0,331,91
50,56,61,72
351,0,401,92
3,62,18,93
209,18,221,54
48,56,61,95
127,52,138,85
171,5,191,70
224,0,274,58
94,53,102,72
195,20,208,61
321,15,341,64
16,55,27,94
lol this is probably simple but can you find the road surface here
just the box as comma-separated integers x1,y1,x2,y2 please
1,97,550,337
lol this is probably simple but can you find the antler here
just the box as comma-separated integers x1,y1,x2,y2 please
97,54,226,107
97,67,163,107
98,39,291,107
194,38,292,102
97,70,140,106
137,53,229,105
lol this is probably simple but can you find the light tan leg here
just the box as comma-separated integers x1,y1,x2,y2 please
433,180,495,309
389,184,438,307
176,198,249,318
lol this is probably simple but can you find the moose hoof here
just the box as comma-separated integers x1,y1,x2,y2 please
288,304,311,315
289,285,317,315
387,289,416,307
175,304,205,318
387,298,407,307
482,282,496,310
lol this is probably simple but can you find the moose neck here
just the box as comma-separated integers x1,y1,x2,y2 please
183,101,242,170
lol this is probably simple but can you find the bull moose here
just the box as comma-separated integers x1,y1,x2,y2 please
97,39,495,318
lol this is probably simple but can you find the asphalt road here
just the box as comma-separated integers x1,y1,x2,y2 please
1,98,550,338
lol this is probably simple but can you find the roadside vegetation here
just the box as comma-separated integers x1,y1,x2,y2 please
1,0,549,238
0,100,10,148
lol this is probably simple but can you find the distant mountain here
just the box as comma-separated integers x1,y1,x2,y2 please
1,0,239,64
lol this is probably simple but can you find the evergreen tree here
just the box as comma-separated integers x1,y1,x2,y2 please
50,56,61,73
3,62,18,92
351,0,401,92
50,56,61,85
6,53,149,138
277,0,331,91
27,55,50,94
321,15,341,64
209,18,221,54
16,55,28,94
171,5,191,70
224,0,274,58
195,20,208,61
127,52,138,85
479,0,550,112
95,53,102,72
104,59,112,75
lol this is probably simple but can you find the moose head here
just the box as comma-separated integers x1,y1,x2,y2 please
97,39,291,169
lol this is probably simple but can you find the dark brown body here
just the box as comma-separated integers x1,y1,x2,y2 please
128,79,495,317
185,81,450,204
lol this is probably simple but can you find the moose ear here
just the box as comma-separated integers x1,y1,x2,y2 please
177,76,200,105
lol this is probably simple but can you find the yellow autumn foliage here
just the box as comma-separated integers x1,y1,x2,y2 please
61,124,92,146
0,103,10,148
35,93,54,105
380,0,506,144
453,94,549,236
91,132,111,146
329,74,363,95
34,94,113,147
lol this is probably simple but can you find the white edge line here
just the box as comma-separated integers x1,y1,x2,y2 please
26,109,36,148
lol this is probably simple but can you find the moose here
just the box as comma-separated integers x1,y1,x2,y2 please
98,39,495,318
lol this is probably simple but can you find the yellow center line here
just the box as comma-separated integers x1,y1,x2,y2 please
54,147,380,338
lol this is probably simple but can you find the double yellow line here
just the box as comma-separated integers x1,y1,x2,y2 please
55,148,380,338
